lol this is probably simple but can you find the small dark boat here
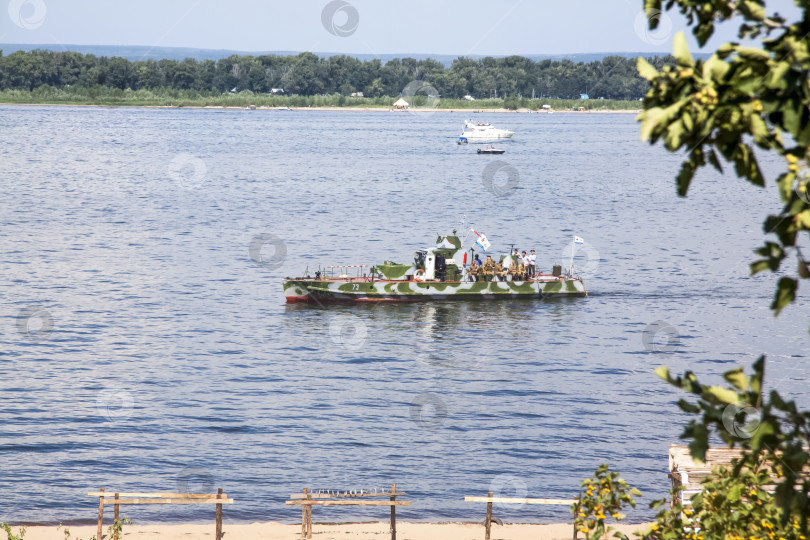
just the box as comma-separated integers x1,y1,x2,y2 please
477,147,505,155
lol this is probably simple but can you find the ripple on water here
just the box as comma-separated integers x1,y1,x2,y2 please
1,106,808,524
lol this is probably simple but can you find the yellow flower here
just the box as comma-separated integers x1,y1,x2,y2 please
787,154,799,163
651,524,659,531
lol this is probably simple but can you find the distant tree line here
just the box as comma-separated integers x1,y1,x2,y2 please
0,49,673,100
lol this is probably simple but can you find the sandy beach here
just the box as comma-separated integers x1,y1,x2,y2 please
0,102,640,113
16,521,652,540
240,107,642,114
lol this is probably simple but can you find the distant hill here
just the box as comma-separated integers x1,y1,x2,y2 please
0,43,703,65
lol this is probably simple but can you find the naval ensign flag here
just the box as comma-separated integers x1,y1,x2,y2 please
570,236,585,273
471,229,491,251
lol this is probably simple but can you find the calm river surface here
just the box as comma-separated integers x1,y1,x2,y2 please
1,105,808,524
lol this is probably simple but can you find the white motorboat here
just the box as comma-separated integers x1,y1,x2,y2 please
460,120,515,140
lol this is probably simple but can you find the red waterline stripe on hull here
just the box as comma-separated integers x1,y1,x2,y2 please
289,295,428,304
286,293,585,304
354,297,422,302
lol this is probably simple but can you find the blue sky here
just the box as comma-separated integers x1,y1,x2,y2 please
1,0,801,56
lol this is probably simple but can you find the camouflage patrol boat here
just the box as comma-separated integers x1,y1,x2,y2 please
283,231,587,303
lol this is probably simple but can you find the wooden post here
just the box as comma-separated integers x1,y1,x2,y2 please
306,490,313,540
390,483,397,540
669,473,677,509
216,488,223,540
485,491,493,540
301,488,307,538
114,493,120,540
97,488,104,540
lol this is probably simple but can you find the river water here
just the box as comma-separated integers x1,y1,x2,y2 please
1,105,808,525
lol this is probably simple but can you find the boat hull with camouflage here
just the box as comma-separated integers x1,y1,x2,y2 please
283,232,587,304
284,277,586,303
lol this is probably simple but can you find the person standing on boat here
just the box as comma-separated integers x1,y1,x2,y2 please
435,253,447,282
528,250,537,277
520,251,530,280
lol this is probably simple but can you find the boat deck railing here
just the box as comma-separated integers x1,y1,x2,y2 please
293,273,578,284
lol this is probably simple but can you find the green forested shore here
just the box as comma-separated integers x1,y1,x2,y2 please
0,49,668,107
0,85,641,110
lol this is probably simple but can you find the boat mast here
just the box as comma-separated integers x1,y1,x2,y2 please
459,215,470,252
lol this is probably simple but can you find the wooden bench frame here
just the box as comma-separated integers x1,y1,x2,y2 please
667,444,810,510
465,491,577,540
285,483,411,540
88,488,233,540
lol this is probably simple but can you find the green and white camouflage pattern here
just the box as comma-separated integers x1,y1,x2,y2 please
284,232,587,303
284,276,586,303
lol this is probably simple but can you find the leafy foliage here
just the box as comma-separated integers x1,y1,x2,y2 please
637,1,810,318
591,3,810,540
572,464,640,539
108,516,131,540
0,523,26,540
655,358,810,536
645,460,807,540
634,8,810,536
56,523,93,540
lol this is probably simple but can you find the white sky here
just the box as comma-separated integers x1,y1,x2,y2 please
0,0,801,56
